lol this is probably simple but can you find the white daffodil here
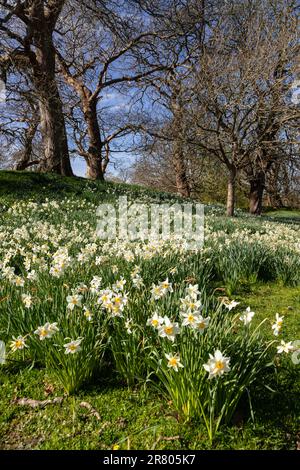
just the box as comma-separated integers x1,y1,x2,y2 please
147,312,164,329
113,292,128,307
186,284,200,299
125,319,133,334
113,277,126,291
98,289,112,306
34,324,48,340
165,353,184,372
272,313,284,336
50,265,63,277
131,265,141,278
66,294,83,310
225,300,240,311
203,350,231,379
83,306,93,321
95,256,103,265
112,307,124,318
2,266,15,280
34,325,50,341
90,276,102,294
64,338,83,355
277,340,294,354
132,274,144,289
48,323,59,336
14,276,25,287
27,270,38,281
181,311,199,327
151,284,164,300
239,307,255,325
160,278,173,294
124,251,134,262
21,293,32,309
10,335,28,352
112,265,119,274
180,296,202,312
158,317,180,342
34,322,58,340
194,315,210,333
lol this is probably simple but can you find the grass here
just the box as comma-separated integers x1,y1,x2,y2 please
262,209,300,226
238,283,300,339
0,170,185,206
1,283,299,452
0,170,299,450
264,209,300,218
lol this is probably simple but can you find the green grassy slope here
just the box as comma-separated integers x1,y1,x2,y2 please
0,170,185,206
0,171,299,450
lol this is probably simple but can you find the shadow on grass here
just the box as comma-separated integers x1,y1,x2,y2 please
247,363,300,437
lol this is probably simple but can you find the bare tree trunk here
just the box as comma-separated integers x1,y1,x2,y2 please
60,122,74,176
38,89,72,175
15,118,39,170
249,171,265,215
172,96,190,198
83,98,104,180
226,167,236,216
173,149,191,197
32,21,73,176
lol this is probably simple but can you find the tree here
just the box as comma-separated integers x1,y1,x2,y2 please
0,0,73,175
189,0,299,215
243,0,299,215
0,67,42,170
54,0,171,180
131,0,209,197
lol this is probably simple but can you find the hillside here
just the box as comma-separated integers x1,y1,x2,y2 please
1,171,299,222
0,171,299,451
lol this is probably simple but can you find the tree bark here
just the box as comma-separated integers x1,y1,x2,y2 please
31,7,73,176
82,97,104,180
38,88,72,175
249,171,265,215
172,93,191,198
173,148,191,197
15,118,39,171
226,167,237,216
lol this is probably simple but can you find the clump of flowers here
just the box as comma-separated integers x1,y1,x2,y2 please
0,195,298,441
34,323,59,341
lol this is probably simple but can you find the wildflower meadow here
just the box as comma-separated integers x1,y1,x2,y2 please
0,172,299,450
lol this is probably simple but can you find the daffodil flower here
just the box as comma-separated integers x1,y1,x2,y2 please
64,338,83,355
147,312,164,329
203,350,231,379
277,340,293,354
10,335,28,352
165,353,184,372
239,307,255,325
272,313,284,336
158,317,180,342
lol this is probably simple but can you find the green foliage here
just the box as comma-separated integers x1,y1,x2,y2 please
0,171,299,449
